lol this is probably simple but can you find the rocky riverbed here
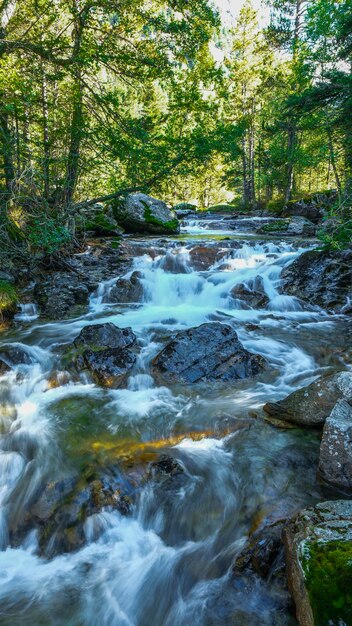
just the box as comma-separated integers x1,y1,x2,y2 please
0,211,351,626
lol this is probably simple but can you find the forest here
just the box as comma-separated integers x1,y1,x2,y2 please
0,2,351,626
0,0,351,263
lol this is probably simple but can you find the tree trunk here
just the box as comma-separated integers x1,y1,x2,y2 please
0,106,15,194
327,127,342,198
285,123,296,203
41,62,50,199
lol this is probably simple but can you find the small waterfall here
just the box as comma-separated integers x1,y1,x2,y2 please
14,303,39,322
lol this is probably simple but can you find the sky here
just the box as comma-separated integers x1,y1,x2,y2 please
214,0,270,26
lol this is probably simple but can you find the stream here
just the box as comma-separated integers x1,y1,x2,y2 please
0,217,350,626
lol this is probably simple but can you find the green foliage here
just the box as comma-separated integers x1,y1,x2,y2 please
0,280,18,318
203,204,238,213
318,219,352,250
26,218,72,254
302,539,352,626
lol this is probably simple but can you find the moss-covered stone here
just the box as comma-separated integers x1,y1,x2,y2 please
143,205,179,232
259,220,289,233
301,539,352,626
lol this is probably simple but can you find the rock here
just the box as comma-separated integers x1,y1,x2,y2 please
112,192,180,235
284,500,352,626
148,454,184,481
152,322,266,384
287,216,316,237
18,474,131,556
74,323,136,351
34,273,90,319
0,346,34,373
81,348,136,387
281,248,352,313
318,400,352,493
282,191,337,224
107,271,144,303
173,202,197,217
77,205,123,236
263,371,352,427
70,323,137,387
233,520,286,580
230,276,269,309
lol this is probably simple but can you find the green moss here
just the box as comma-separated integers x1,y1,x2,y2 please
143,206,179,232
259,220,288,232
301,539,352,626
0,280,18,318
84,212,121,235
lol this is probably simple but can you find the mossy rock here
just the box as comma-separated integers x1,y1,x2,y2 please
112,192,180,235
258,220,289,233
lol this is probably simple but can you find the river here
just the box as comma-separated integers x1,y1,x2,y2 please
0,217,349,625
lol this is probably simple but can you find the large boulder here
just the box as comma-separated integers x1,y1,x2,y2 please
263,371,352,427
282,191,337,224
112,193,180,235
318,399,352,493
281,248,352,313
151,322,266,384
284,500,352,626
69,323,137,387
287,216,316,237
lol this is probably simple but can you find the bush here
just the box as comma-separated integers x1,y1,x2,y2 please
26,217,72,254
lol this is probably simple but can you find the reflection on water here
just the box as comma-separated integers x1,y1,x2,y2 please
0,220,348,625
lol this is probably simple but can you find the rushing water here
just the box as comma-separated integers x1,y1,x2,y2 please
0,217,349,625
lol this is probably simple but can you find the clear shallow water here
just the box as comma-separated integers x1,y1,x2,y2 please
0,220,349,625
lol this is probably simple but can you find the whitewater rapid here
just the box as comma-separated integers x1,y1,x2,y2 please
0,218,347,625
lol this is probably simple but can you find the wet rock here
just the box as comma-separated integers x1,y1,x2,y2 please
82,348,136,387
284,500,352,626
188,245,221,270
263,371,352,427
22,475,131,556
152,322,266,384
281,248,352,313
0,346,34,373
112,192,180,235
71,323,137,388
107,271,144,303
74,323,136,351
148,454,184,481
230,276,269,309
233,520,286,580
34,273,89,319
318,400,352,493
